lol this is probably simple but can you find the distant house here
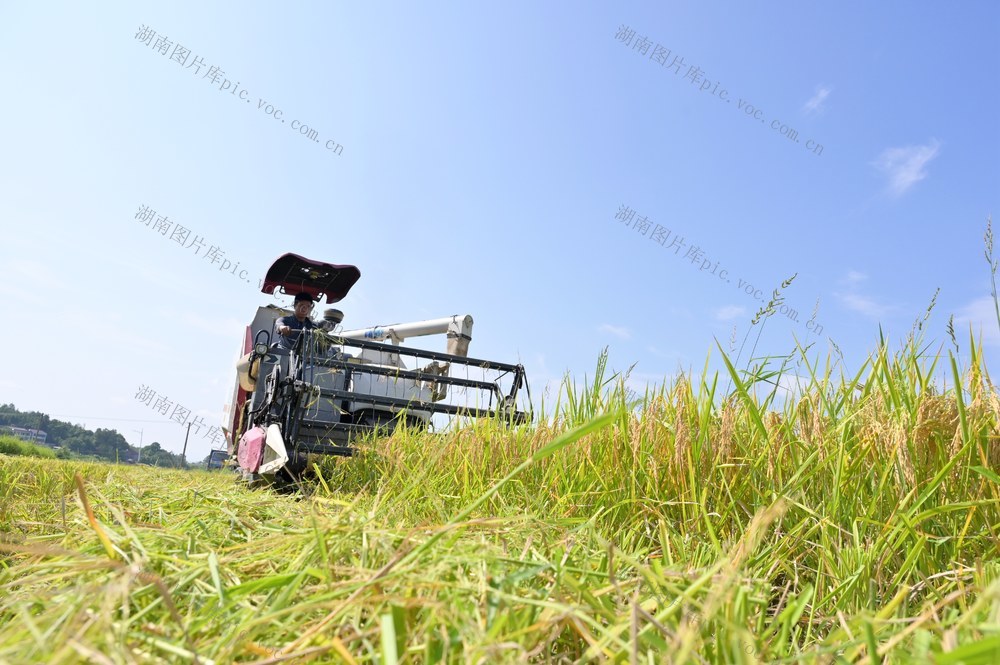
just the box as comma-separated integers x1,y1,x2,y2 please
122,449,140,464
3,427,48,447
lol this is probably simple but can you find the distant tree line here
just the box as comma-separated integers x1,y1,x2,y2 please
0,403,188,468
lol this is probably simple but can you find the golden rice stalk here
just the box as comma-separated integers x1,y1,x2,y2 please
796,397,813,446
912,395,959,467
716,396,738,464
74,473,117,561
672,377,691,473
812,397,828,461
891,422,915,487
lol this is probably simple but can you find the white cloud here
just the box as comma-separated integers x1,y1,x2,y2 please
4,259,67,291
843,270,867,285
803,85,831,114
953,296,1000,346
713,305,746,321
873,140,941,197
835,292,897,318
599,323,631,340
0,282,33,303
835,270,899,321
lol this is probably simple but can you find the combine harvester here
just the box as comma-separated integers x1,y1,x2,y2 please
222,254,531,483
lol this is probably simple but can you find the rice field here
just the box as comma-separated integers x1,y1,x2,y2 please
1,332,999,663
0,435,57,460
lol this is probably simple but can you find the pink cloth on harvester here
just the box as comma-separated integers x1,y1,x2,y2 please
238,426,266,472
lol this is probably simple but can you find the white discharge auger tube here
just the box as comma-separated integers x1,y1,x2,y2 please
337,314,473,356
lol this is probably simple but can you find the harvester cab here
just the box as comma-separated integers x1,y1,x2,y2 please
222,253,530,481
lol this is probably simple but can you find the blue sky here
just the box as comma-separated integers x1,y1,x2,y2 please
1,2,997,462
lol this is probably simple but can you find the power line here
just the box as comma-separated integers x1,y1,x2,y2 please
47,415,171,424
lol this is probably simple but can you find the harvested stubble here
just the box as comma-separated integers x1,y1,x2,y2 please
1,338,1000,664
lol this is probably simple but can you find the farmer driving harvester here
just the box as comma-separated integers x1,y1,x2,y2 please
274,292,318,350
274,292,347,350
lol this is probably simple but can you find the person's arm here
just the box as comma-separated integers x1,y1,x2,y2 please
276,316,291,337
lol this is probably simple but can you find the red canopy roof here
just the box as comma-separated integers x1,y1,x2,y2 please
260,253,361,304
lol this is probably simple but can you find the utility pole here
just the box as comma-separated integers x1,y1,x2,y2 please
181,422,192,467
134,428,143,464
